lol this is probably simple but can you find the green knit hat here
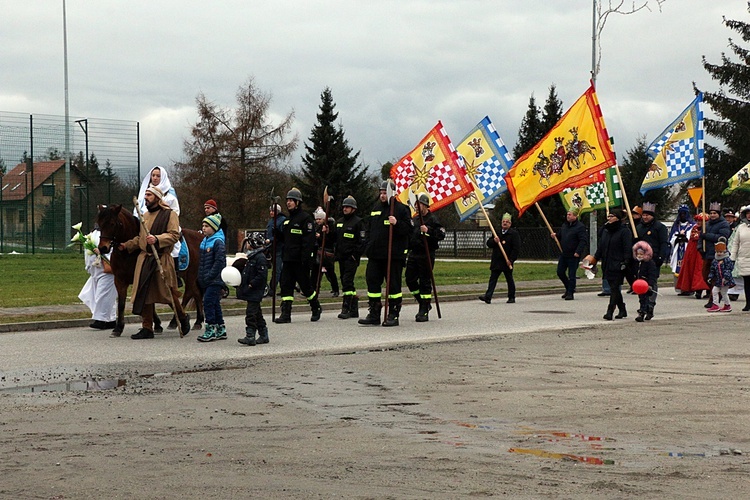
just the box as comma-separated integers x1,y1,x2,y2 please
203,214,222,232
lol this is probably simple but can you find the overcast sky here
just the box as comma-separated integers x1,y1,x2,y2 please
2,0,747,178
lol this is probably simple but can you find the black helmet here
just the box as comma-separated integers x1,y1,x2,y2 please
416,192,431,207
342,195,357,209
286,187,303,202
246,231,266,249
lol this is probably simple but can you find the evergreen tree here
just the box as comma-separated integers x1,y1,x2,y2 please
541,84,564,132
293,87,370,214
696,5,750,208
512,94,542,160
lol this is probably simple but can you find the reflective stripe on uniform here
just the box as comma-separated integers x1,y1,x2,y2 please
367,292,382,299
291,229,302,234
343,232,354,238
281,296,294,301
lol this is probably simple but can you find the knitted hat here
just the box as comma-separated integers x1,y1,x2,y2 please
313,207,326,220
714,236,728,254
203,214,222,232
609,208,625,220
567,207,580,217
641,202,656,216
631,205,643,216
204,199,218,210
502,212,512,222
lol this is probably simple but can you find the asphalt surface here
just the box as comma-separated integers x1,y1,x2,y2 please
0,279,728,391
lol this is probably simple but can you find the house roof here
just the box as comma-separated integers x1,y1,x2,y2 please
0,160,69,202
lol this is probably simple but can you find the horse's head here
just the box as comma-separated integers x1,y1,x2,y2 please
95,204,124,254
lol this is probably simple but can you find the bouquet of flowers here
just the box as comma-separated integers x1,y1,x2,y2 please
69,222,110,267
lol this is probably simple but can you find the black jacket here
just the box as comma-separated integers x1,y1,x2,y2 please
700,217,732,260
335,212,366,262
364,198,412,261
556,219,588,258
631,259,658,289
594,220,632,281
409,210,445,255
488,227,521,271
636,219,669,267
278,207,315,263
236,248,268,302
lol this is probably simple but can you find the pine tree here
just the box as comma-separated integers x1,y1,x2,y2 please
618,135,676,220
512,94,542,160
293,88,370,214
541,84,564,132
696,5,750,208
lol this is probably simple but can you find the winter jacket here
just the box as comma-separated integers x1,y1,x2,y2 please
636,219,670,267
556,219,588,258
488,228,521,271
266,214,286,254
700,217,731,260
594,220,632,281
278,207,315,263
409,210,445,255
729,221,750,276
334,212,366,262
631,241,658,290
708,255,735,288
236,247,268,302
364,198,412,261
197,230,226,290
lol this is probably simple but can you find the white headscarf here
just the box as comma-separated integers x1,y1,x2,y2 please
135,165,180,215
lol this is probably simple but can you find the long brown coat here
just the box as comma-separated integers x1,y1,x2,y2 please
124,204,181,306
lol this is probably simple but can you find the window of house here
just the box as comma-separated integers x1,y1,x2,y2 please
42,184,55,197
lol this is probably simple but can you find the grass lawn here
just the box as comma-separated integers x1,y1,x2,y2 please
0,253,558,310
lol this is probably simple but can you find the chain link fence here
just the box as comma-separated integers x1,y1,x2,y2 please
0,111,140,253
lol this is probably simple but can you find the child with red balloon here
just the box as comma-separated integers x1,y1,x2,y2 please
631,241,659,322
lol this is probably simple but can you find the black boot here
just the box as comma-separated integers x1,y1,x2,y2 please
383,303,401,327
349,296,359,318
415,298,430,322
603,305,615,321
644,307,654,321
337,295,352,319
275,301,292,323
256,325,269,344
615,303,627,319
635,310,645,322
309,297,322,322
358,299,381,325
238,328,256,346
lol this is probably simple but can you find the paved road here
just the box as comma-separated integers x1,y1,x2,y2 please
0,287,730,390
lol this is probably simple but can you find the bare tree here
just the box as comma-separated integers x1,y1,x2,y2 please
175,77,297,249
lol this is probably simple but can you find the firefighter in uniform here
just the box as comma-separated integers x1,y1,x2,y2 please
334,195,366,319
358,181,412,327
405,192,445,322
274,188,323,323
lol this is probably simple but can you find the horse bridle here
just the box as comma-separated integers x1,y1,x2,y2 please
98,216,124,255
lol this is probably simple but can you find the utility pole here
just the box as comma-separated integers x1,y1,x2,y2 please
63,0,72,237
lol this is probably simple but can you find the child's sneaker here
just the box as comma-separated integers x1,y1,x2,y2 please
720,304,732,313
197,324,216,342
215,324,227,340
707,304,721,313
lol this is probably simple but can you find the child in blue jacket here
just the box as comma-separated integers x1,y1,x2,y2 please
197,214,227,342
236,232,269,345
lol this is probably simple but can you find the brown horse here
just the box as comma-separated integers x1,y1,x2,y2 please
95,204,204,336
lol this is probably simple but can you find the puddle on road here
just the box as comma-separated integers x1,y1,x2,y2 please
1,378,126,394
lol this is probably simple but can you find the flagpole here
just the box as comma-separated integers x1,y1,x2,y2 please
537,202,563,252
614,164,637,237
701,176,706,252
472,185,512,268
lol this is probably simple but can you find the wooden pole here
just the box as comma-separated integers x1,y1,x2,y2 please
383,183,396,324
314,186,331,297
536,202,563,252
701,176,706,252
614,164,637,237
475,190,512,269
416,203,441,319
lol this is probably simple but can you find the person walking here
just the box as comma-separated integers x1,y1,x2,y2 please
699,202,732,308
334,195,365,319
669,205,695,294
358,181,412,327
120,186,190,339
594,209,632,321
405,193,445,322
236,232,270,345
78,228,117,330
554,207,588,300
479,212,521,304
312,207,340,297
274,188,322,323
196,214,227,342
631,241,659,322
635,202,669,315
707,237,735,313
729,205,750,312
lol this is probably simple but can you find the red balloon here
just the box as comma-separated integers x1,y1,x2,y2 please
632,279,649,295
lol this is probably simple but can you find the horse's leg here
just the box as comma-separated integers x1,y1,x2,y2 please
194,287,204,330
111,281,127,337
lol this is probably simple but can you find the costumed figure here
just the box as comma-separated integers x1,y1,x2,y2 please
669,204,695,293
675,213,711,297
77,228,117,329
135,166,183,269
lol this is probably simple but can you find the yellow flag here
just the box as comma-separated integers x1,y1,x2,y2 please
504,85,616,215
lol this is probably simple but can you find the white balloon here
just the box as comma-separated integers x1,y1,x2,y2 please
221,266,241,286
